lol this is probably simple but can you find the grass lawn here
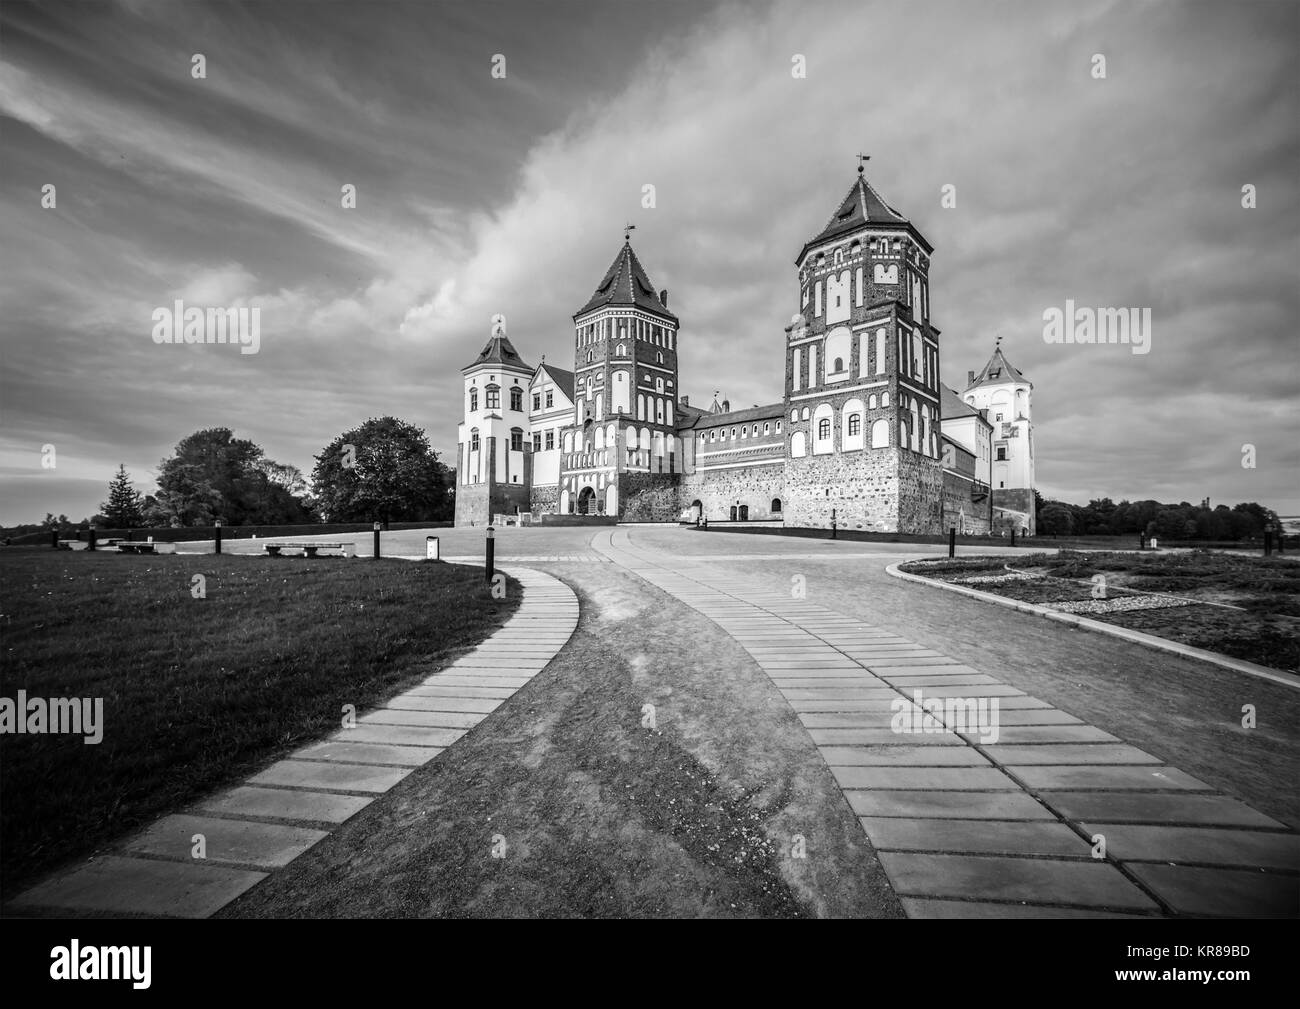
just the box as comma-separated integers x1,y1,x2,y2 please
901,551,1300,672
0,548,518,895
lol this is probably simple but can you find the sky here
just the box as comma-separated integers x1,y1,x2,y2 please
1,0,1297,524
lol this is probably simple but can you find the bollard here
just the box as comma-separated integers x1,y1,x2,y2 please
1140,531,1146,550
1279,530,1286,555
373,521,381,559
87,527,97,551
485,525,495,582
426,535,440,561
948,527,956,558
51,528,58,549
831,508,837,540
1010,527,1016,547
1264,530,1272,556
214,519,222,555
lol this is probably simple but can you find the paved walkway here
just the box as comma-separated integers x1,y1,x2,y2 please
8,567,577,918
594,529,1300,918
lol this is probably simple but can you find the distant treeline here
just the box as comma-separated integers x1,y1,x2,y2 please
1036,495,1280,541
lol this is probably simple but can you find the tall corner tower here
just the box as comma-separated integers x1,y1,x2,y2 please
560,234,680,516
782,162,944,532
963,341,1035,534
453,314,535,527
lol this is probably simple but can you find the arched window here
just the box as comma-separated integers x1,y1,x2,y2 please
485,385,500,410
656,351,664,364
801,407,810,421
833,357,844,372
882,391,890,408
510,387,522,412
469,388,478,411
771,498,782,513
617,343,626,356
470,428,480,452
510,428,523,452
869,394,878,409
871,418,889,448
818,418,831,440
791,431,806,457
790,409,798,423
848,414,861,437
587,350,593,363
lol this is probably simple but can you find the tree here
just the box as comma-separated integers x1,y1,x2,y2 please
153,428,315,526
1038,502,1074,536
312,417,450,525
101,465,145,527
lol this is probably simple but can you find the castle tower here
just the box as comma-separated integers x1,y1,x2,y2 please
782,163,945,532
559,235,680,516
963,341,1035,534
453,314,535,527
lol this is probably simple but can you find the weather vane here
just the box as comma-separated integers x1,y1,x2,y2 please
624,222,636,241
856,152,871,173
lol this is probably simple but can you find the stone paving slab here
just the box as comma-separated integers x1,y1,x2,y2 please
1127,864,1300,917
199,785,373,824
810,728,962,746
7,856,267,918
986,743,1162,766
332,724,465,747
387,693,504,712
901,897,1153,919
1045,792,1287,827
961,725,1120,745
861,817,1093,856
294,739,442,767
832,766,1014,790
401,685,514,699
125,814,328,869
360,709,483,729
818,745,995,767
879,852,1159,911
846,790,1056,820
414,675,531,689
1008,764,1214,791
1079,823,1300,870
250,759,412,794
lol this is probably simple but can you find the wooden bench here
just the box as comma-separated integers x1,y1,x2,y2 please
263,542,353,558
117,542,157,554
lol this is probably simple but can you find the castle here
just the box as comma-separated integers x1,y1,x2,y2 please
454,165,1035,536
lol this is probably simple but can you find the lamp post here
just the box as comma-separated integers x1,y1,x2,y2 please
373,521,381,559
214,518,222,555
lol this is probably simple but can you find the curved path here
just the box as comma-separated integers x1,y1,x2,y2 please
9,567,577,918
593,527,1299,918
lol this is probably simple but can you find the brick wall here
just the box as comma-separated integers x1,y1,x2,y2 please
783,448,901,530
679,464,785,522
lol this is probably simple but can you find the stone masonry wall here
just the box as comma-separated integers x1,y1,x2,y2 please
783,448,900,530
619,472,682,522
679,465,786,522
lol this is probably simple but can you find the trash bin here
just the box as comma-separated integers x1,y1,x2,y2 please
426,535,440,561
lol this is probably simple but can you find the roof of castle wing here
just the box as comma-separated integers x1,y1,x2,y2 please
463,332,532,373
797,170,932,262
966,347,1029,390
575,239,678,322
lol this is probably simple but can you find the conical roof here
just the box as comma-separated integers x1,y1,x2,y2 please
966,346,1029,390
575,239,678,322
463,330,532,373
797,168,931,262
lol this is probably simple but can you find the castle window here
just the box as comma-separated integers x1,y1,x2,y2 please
790,409,798,423
753,425,759,436
485,386,500,410
731,428,737,439
469,388,478,411
834,248,844,265
871,419,888,448
776,421,782,434
848,414,861,437
657,351,664,364
470,429,480,452
801,407,810,421
833,357,844,372
511,429,524,452
545,430,554,450
882,392,890,407
741,427,747,439
532,393,541,411
996,446,1008,461
546,391,554,408
532,433,542,452
764,423,771,435
818,418,831,440
617,344,626,356
510,388,523,412
869,394,877,409
710,430,716,442
587,351,594,363
656,378,664,393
